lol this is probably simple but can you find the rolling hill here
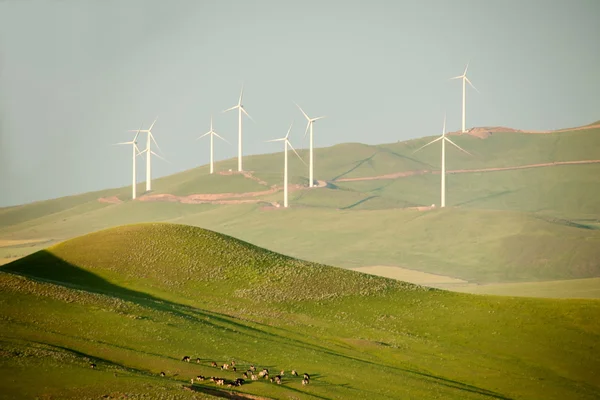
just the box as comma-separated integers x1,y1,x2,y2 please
1,123,600,291
1,223,599,399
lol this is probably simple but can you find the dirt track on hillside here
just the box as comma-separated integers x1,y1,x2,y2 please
97,171,328,206
97,120,600,205
335,159,600,182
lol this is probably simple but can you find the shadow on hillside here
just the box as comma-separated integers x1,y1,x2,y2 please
2,252,512,399
340,196,379,210
0,251,275,342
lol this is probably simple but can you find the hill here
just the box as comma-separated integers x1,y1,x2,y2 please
1,223,600,399
1,122,600,291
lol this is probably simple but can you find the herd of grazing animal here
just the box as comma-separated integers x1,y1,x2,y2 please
173,356,312,390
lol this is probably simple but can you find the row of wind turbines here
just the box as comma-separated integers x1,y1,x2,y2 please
116,63,478,208
115,85,325,204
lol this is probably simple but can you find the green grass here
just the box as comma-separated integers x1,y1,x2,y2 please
1,124,600,290
1,223,599,399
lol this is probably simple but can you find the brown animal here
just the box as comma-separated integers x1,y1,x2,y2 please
231,360,236,367
251,374,258,381
211,361,218,367
221,363,229,370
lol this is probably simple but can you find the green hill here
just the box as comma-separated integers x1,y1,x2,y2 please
1,223,599,399
1,124,600,289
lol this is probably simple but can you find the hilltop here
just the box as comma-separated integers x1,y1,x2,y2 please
1,121,600,293
1,223,600,399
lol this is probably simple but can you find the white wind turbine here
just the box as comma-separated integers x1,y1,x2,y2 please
413,114,472,208
197,115,229,174
265,122,307,208
450,63,479,133
129,118,167,192
223,85,253,172
295,102,325,187
115,125,143,200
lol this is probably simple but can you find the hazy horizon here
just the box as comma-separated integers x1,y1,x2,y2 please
1,0,599,207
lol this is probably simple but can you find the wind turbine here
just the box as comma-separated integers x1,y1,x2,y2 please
450,63,479,133
295,102,325,187
197,115,229,174
129,117,167,192
265,122,306,208
223,85,253,172
115,125,143,200
413,114,472,208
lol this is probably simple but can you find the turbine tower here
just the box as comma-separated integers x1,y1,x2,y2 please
129,118,166,192
295,102,325,187
450,63,479,133
116,125,143,200
265,122,306,208
224,85,253,172
413,114,472,208
197,115,229,174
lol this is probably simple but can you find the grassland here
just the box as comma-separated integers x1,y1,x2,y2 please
1,223,599,399
1,125,599,296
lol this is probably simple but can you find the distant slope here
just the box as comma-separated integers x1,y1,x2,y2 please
1,223,600,399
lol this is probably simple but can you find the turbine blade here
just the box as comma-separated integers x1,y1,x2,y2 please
445,137,473,156
149,132,162,153
148,117,158,132
285,121,294,139
213,131,230,144
238,84,244,106
311,115,326,122
449,75,462,80
442,113,447,135
265,137,286,143
287,140,307,166
465,77,480,93
114,141,133,145
150,150,170,163
196,131,211,140
412,136,444,154
463,62,469,76
241,106,254,122
303,121,310,138
294,102,311,121
223,105,238,113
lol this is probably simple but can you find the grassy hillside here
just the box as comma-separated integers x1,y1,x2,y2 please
1,223,599,399
2,203,600,284
1,124,600,291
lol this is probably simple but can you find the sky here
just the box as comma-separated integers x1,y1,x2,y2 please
1,0,599,207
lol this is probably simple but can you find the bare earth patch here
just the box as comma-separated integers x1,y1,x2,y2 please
351,265,468,286
98,196,122,204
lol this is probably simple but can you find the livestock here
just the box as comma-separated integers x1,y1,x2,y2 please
182,356,191,362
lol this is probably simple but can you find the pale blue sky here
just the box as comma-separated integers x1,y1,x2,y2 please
1,0,599,207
